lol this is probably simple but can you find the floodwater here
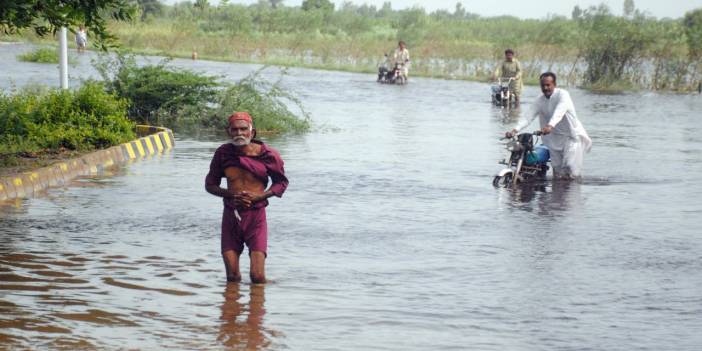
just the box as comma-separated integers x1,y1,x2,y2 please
1,43,702,350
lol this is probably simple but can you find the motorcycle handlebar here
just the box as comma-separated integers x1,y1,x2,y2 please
502,130,543,139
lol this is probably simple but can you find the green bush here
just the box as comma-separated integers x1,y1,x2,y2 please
215,69,310,133
0,82,135,156
17,47,59,63
95,52,310,133
17,47,77,64
95,52,220,125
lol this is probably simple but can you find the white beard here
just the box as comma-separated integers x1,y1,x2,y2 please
231,136,251,146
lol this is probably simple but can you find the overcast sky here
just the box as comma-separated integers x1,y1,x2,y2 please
163,0,702,19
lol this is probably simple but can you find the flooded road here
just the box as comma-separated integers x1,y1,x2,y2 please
2,43,702,350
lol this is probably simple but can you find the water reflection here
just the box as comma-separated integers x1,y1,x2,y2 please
491,105,522,126
506,181,583,215
218,284,272,350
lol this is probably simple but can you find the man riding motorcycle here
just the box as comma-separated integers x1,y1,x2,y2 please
391,41,410,81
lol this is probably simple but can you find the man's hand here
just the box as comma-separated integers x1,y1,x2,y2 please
232,191,253,208
237,191,269,208
541,125,554,135
505,129,517,138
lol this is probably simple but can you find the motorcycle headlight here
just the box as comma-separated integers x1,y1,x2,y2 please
507,143,522,152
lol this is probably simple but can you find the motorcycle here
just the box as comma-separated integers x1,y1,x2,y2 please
491,77,515,107
377,55,390,83
378,62,407,85
493,131,550,187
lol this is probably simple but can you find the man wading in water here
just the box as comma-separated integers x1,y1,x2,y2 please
506,72,592,180
205,112,288,284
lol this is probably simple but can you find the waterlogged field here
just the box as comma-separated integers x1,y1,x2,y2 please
10,3,702,91
2,43,702,350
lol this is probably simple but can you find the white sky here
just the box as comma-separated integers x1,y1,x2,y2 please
161,0,702,19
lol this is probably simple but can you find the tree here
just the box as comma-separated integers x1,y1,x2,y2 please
194,0,210,11
683,8,702,59
301,0,334,12
623,0,635,17
396,7,427,44
269,0,284,8
572,5,583,20
0,0,135,50
137,0,164,19
454,2,465,19
379,2,393,18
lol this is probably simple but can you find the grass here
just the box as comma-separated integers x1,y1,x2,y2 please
17,47,78,65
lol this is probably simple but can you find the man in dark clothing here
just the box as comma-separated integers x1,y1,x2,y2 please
205,112,288,284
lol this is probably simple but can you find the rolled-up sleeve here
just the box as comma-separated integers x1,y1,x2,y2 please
267,153,288,197
205,148,223,187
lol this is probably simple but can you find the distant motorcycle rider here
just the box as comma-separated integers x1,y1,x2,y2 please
493,49,523,105
391,41,410,80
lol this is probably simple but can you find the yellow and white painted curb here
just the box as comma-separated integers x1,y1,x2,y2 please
0,125,175,203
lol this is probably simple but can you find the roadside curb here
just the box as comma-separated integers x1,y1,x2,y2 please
0,125,175,203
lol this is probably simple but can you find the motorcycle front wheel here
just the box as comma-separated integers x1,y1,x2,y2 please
492,173,514,187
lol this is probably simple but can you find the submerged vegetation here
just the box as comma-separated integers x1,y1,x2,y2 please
84,0,699,91
17,47,60,63
94,51,310,132
17,47,78,64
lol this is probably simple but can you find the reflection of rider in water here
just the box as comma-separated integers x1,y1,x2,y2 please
219,284,272,349
493,49,523,105
507,182,582,216
506,72,592,180
391,41,410,80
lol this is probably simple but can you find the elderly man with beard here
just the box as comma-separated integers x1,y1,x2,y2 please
205,112,288,284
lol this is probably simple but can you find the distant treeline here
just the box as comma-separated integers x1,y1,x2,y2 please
15,0,702,91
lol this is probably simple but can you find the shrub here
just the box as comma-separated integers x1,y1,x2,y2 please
215,69,311,133
17,47,59,63
95,52,220,126
95,52,310,133
0,82,135,156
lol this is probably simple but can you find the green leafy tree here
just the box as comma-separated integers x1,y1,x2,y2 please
0,0,135,50
623,0,635,17
137,0,164,19
579,4,657,86
683,8,702,59
301,0,334,12
194,0,210,11
572,5,583,20
454,2,465,18
396,7,427,44
269,0,284,9
378,2,393,18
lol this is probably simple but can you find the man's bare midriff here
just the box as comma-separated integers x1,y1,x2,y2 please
225,167,265,195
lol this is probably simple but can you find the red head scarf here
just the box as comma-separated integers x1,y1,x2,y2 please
228,112,253,126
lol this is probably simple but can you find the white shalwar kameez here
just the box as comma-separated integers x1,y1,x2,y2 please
391,48,410,77
514,88,592,178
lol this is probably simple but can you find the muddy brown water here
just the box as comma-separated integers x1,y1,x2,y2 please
1,43,702,350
